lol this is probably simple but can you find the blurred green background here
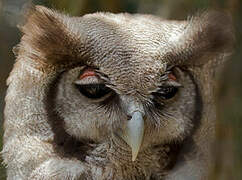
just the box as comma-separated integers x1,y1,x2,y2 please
0,0,241,179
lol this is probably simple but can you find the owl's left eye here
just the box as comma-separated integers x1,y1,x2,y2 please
153,86,178,100
75,84,112,99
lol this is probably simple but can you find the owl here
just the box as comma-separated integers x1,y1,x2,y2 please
2,5,234,180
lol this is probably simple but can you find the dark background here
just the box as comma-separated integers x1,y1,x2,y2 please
0,0,241,179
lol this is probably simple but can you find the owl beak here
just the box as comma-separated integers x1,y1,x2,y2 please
119,111,144,161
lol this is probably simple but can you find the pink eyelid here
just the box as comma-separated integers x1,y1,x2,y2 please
168,73,176,81
79,68,96,80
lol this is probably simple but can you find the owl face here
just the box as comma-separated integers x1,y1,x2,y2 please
15,6,233,161
54,14,199,159
56,62,197,140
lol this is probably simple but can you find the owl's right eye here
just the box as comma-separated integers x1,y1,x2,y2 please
74,67,112,100
75,83,112,99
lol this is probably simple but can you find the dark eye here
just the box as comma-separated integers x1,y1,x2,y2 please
152,86,178,100
75,84,112,99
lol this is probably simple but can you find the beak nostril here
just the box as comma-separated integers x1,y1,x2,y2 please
127,115,132,120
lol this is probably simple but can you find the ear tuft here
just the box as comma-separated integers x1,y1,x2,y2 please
191,10,234,55
16,5,80,67
187,10,234,65
166,10,235,66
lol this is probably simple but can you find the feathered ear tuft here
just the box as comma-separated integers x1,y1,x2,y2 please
16,5,82,67
165,10,235,66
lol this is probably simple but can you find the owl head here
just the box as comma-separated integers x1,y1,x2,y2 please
10,6,234,161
